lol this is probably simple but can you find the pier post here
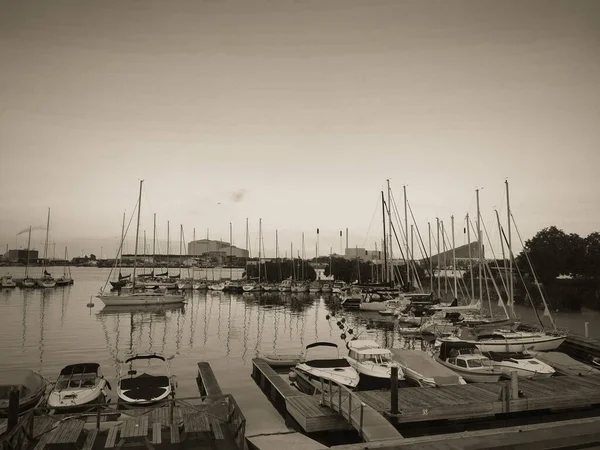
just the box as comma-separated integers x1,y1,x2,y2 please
510,371,519,400
96,403,101,429
7,385,20,431
585,322,589,338
391,366,399,415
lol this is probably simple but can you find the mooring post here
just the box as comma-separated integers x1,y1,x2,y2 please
96,403,101,429
585,322,589,338
7,385,20,432
510,371,519,400
391,366,399,415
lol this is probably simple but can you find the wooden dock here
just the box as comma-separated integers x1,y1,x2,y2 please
197,361,225,396
332,415,600,450
251,358,350,433
561,333,600,359
356,373,600,423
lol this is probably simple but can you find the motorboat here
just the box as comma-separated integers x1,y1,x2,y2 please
359,295,409,312
117,354,175,407
484,352,555,379
294,342,360,389
260,353,303,368
340,287,363,310
464,329,567,353
332,281,346,294
47,363,110,412
193,280,208,290
308,282,321,294
278,279,293,292
0,369,47,416
242,282,260,292
321,283,333,293
0,275,17,288
292,282,309,293
434,338,502,383
346,340,406,389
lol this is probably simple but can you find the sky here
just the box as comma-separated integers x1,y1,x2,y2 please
1,0,599,260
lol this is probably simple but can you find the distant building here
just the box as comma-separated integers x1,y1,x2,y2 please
188,239,249,259
3,249,39,264
344,248,381,261
425,241,484,266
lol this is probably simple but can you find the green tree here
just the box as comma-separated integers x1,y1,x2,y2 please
583,232,600,279
517,226,572,283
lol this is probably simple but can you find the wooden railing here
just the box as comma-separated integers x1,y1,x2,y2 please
318,378,366,438
0,409,36,450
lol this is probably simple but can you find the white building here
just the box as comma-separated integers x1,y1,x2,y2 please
188,239,249,258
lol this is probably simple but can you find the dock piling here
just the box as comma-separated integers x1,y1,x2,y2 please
7,385,20,431
510,371,519,400
585,322,589,338
391,366,399,415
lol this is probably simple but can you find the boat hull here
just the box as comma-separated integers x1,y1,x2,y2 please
98,294,185,306
435,357,502,383
472,336,567,353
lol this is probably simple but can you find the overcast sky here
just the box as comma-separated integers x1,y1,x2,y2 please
1,0,598,259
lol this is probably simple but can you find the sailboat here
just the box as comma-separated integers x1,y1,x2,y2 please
55,247,74,286
97,181,185,306
37,208,56,288
21,227,36,288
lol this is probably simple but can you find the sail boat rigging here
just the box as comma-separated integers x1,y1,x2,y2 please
97,181,185,306
37,208,56,288
55,247,74,286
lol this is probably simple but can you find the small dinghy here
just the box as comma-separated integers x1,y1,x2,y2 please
0,369,47,416
47,363,110,412
261,353,303,368
117,354,175,407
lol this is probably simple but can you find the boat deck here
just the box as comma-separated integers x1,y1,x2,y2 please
390,348,463,385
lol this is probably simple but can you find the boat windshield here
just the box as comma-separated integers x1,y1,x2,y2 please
358,353,393,364
467,359,491,368
56,373,97,390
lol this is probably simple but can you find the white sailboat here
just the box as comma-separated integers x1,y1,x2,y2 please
1,275,17,288
37,208,56,288
97,181,185,306
21,227,36,289
55,247,74,286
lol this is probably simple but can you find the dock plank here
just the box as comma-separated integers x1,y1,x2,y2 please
252,358,302,398
81,429,98,450
197,362,223,396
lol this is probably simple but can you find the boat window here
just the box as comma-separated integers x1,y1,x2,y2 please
467,359,483,368
528,360,539,365
448,358,456,365
456,359,468,368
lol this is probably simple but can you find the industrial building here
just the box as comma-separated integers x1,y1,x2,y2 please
188,239,249,259
2,249,39,264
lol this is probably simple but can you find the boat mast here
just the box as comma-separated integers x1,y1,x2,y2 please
476,189,483,309
466,213,474,300
442,220,447,295
302,232,305,280
41,208,50,276
428,222,433,293
291,242,295,280
381,191,388,284
495,209,507,297
316,229,319,280
505,180,514,319
258,219,262,283
276,230,280,282
436,218,440,298
152,213,156,275
25,226,32,279
245,218,249,280
387,179,393,286
179,224,183,277
404,186,409,289
410,225,414,289
132,180,143,290
229,222,233,281
451,215,457,299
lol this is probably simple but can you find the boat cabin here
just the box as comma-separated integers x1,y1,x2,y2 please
347,340,394,365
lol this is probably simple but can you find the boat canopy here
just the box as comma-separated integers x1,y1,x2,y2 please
438,340,480,360
348,340,380,350
306,342,338,350
59,363,100,376
125,354,166,363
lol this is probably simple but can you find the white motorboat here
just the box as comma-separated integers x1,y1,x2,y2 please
434,338,503,383
242,282,260,292
294,342,360,389
117,354,175,407
340,287,363,310
0,275,16,288
193,281,208,290
278,279,293,292
484,352,555,379
48,363,110,412
346,340,405,389
465,329,567,353
308,282,321,294
321,283,333,293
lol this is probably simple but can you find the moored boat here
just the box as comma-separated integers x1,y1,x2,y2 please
434,338,502,383
117,354,175,407
346,340,406,389
47,363,110,412
465,329,567,353
0,275,17,288
294,342,360,389
484,352,555,379
0,369,47,416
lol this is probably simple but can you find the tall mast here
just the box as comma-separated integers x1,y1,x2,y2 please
152,213,156,273
276,230,280,282
25,226,32,278
316,229,319,280
42,208,50,275
466,213,474,300
119,212,126,272
436,218,441,298
428,222,433,294
143,230,147,274
167,220,170,275
258,219,262,283
387,179,393,285
291,242,295,280
476,189,483,306
495,209,508,296
404,185,409,288
381,191,388,284
410,225,414,289
229,222,233,280
179,224,183,277
132,180,143,289
451,215,457,298
302,232,305,280
442,220,447,295
506,180,514,318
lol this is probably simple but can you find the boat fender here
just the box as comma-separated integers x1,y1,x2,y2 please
288,371,297,382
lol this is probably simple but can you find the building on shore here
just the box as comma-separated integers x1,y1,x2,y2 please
188,239,249,259
2,249,39,264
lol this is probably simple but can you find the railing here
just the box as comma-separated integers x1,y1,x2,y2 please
318,377,366,438
1,394,246,450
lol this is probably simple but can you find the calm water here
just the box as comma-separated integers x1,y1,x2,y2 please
0,266,598,405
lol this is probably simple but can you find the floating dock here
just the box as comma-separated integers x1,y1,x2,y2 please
531,351,600,377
